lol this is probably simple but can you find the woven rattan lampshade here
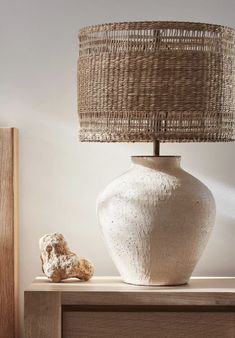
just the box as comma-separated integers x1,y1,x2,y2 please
77,21,235,142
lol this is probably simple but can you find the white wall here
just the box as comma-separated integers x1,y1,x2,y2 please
0,0,235,336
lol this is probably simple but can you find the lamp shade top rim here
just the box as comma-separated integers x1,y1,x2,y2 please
79,20,235,36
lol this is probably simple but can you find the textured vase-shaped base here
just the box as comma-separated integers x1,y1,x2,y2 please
97,156,216,286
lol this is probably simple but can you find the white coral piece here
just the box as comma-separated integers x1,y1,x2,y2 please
39,233,94,282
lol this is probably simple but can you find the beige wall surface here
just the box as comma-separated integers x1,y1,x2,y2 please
0,0,235,336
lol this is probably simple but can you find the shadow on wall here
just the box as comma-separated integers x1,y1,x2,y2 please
194,214,235,276
163,141,235,277
179,142,235,188
193,175,235,277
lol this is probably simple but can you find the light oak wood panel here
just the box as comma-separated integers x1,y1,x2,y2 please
24,277,235,338
30,276,235,292
63,311,235,338
0,128,18,338
28,276,235,306
61,290,235,306
24,291,61,338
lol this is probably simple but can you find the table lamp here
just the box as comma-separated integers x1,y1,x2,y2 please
77,21,235,285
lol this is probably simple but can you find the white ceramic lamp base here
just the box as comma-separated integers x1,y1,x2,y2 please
97,156,216,286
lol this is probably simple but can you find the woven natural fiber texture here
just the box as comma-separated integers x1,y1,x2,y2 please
77,21,235,142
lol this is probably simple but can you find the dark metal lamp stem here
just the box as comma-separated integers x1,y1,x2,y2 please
153,140,160,156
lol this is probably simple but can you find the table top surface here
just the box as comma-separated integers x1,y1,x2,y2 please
27,276,235,293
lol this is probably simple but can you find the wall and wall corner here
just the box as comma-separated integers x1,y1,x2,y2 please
0,0,235,336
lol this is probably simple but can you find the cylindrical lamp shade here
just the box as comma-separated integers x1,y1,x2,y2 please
78,21,235,142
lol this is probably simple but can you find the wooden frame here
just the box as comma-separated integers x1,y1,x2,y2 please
25,276,235,338
0,128,19,338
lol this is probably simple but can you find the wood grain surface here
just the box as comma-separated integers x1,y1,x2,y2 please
0,128,18,338
25,277,235,338
24,291,61,338
29,276,235,306
63,311,235,338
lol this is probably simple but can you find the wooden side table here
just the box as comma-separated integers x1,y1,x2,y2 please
25,276,235,338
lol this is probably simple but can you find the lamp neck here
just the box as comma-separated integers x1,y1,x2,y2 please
131,156,181,172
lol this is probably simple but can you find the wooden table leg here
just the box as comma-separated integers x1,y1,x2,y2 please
24,291,61,338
